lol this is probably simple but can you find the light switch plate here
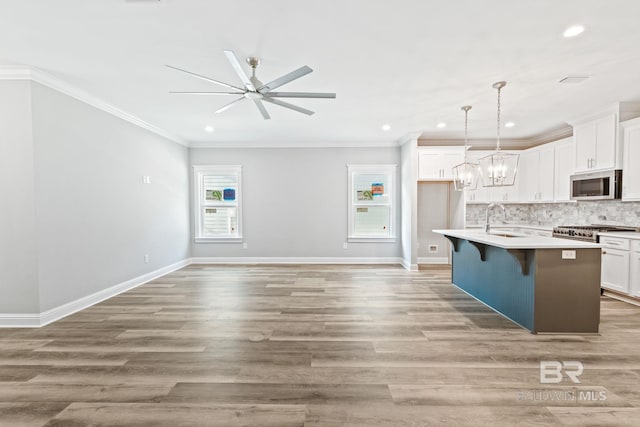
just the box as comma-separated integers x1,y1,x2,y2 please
562,250,576,260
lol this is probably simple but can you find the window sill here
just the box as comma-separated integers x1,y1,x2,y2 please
348,237,397,243
194,237,243,244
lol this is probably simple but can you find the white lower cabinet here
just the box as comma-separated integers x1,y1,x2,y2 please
630,241,640,298
600,235,635,294
601,248,630,293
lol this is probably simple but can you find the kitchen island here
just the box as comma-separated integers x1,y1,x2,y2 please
433,229,602,333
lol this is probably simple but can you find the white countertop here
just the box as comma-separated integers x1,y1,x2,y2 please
598,231,640,240
433,229,601,249
465,224,553,231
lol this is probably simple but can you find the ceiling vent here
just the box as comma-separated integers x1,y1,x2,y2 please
559,76,589,84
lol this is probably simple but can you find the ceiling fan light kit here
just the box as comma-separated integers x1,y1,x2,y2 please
167,50,336,120
478,81,519,187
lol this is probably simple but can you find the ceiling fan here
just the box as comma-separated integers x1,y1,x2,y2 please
166,50,336,120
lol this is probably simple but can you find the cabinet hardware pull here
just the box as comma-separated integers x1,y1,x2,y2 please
603,251,607,254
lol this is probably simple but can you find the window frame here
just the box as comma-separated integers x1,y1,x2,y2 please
347,164,397,243
193,165,243,243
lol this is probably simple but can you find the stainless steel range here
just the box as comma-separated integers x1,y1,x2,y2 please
552,225,639,242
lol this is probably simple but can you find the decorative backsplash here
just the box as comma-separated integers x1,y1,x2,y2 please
466,201,640,227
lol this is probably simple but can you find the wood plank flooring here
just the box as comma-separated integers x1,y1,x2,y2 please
1,264,639,426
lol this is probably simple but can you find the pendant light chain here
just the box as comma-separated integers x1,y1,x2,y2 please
463,106,470,161
496,84,502,152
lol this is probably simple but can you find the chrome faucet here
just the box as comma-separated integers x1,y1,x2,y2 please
484,202,506,234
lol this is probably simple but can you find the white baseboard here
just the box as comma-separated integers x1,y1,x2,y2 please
0,313,41,328
400,258,419,271
0,258,190,328
190,256,403,265
418,257,450,265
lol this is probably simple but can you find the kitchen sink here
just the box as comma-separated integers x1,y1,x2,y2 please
489,232,521,238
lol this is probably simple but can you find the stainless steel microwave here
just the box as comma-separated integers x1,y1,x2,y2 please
570,169,622,200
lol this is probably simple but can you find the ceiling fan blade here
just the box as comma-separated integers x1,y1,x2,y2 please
169,91,244,95
165,64,243,91
224,50,256,92
262,97,314,116
265,91,336,99
215,96,246,114
253,99,271,120
257,66,313,93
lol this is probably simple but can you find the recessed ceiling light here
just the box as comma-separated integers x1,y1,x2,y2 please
204,126,214,132
505,121,515,128
437,122,447,129
563,25,585,38
381,124,391,131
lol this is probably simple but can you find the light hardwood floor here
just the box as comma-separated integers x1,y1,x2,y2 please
1,264,639,426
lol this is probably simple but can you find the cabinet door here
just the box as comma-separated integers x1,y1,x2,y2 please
418,149,464,180
538,146,555,201
574,121,596,172
519,151,539,202
440,151,464,179
594,114,617,170
630,251,640,298
601,248,630,293
418,151,443,180
554,139,575,202
623,124,640,200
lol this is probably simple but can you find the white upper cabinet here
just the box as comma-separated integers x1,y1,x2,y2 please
622,117,640,201
519,145,555,202
595,114,617,169
553,137,575,202
574,113,618,173
417,147,464,181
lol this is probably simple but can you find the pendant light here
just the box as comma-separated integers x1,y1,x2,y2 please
452,105,479,191
479,81,519,187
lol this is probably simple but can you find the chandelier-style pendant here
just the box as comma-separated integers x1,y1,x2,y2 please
452,105,479,191
479,81,519,187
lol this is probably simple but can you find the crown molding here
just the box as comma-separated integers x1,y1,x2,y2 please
398,132,421,146
0,65,188,147
567,102,640,126
188,140,401,149
0,65,34,80
418,124,573,150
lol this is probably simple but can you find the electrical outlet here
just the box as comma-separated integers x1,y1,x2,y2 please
343,242,348,249
242,243,248,249
142,175,151,184
562,250,576,260
144,254,150,263
428,244,438,253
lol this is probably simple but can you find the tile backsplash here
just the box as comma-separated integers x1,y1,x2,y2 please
466,201,640,227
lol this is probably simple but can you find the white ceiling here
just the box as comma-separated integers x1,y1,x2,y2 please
2,0,640,147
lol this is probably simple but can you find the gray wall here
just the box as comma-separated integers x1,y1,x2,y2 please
190,147,401,259
29,83,190,312
417,183,450,261
0,81,40,313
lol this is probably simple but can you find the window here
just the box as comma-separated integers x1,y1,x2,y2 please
347,164,397,242
193,165,242,242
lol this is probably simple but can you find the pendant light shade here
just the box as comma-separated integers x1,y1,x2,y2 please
479,81,519,187
452,105,479,191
